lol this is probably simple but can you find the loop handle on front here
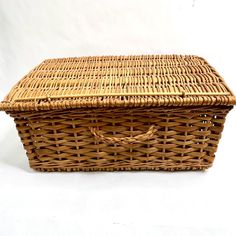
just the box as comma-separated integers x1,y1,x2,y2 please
89,125,157,144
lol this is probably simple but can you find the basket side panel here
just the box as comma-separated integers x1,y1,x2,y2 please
11,106,231,171
13,116,38,168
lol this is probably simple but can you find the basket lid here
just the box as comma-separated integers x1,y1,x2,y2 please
1,55,236,112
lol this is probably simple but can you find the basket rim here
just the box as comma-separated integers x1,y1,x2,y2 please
1,95,236,112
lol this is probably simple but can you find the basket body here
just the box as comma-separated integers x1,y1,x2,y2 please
11,105,231,171
1,55,235,171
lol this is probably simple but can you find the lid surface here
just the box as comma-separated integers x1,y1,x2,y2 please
1,55,235,112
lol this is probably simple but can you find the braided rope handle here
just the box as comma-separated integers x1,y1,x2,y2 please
89,125,157,144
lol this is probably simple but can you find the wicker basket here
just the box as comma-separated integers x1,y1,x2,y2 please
1,55,235,171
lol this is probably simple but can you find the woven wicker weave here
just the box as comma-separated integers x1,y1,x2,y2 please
1,55,235,171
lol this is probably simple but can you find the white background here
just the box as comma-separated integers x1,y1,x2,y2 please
0,0,236,235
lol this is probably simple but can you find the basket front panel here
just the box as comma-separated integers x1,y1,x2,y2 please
12,106,230,171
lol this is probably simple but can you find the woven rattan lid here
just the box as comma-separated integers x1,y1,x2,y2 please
1,55,236,112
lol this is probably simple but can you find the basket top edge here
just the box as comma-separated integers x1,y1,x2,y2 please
1,54,236,112
1,95,236,112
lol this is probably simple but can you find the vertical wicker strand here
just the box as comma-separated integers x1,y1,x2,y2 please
112,115,117,164
146,114,151,166
129,114,133,167
199,113,209,169
162,115,168,169
95,116,100,166
72,118,80,161
181,118,188,169
52,121,61,158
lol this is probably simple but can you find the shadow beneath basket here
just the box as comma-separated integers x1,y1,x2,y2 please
0,126,32,172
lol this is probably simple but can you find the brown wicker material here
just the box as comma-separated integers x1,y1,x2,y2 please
0,55,235,171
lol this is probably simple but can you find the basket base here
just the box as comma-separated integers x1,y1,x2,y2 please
31,165,211,172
